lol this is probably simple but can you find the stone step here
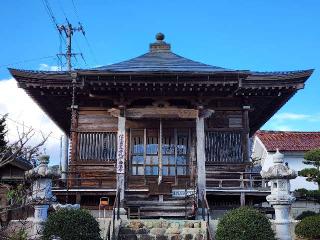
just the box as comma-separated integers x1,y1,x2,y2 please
118,219,207,240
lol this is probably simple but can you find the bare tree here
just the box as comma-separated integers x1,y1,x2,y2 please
0,125,50,168
0,123,51,233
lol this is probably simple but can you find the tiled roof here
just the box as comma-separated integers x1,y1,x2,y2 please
92,51,235,73
90,33,242,74
256,130,320,152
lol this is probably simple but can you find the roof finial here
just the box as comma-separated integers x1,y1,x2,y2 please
156,32,165,41
150,33,171,52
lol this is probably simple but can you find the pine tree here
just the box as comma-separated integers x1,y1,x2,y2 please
299,149,320,190
0,114,8,151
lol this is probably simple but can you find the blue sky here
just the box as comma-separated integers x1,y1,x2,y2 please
0,0,319,133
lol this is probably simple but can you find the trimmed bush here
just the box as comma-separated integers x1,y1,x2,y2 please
295,214,320,240
295,211,318,220
215,207,276,240
42,208,102,240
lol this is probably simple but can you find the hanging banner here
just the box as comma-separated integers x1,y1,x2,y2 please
116,117,125,174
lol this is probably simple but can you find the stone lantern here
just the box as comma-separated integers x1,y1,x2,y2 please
26,155,60,237
261,149,297,240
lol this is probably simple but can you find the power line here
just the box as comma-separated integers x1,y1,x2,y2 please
41,0,66,45
82,32,99,66
58,0,69,20
71,0,81,21
74,38,88,68
0,113,61,141
0,55,57,69
40,0,97,69
54,0,88,68
69,0,99,65
57,21,85,71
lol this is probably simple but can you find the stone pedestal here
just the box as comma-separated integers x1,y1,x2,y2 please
273,205,291,240
33,205,49,236
261,149,296,240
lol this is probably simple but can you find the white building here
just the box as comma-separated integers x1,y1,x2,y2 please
252,131,320,191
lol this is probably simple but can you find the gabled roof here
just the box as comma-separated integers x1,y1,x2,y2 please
256,130,320,152
0,155,33,171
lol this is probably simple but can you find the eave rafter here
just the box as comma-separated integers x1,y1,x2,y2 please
8,68,314,134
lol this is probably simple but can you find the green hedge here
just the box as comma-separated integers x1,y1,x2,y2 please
215,207,276,240
295,215,320,239
42,208,102,240
295,211,318,220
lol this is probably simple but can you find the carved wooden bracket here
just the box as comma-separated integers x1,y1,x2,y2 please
199,109,214,118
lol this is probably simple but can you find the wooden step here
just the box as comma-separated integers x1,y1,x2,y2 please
140,206,192,211
126,200,191,206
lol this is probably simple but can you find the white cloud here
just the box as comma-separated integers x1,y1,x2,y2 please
39,63,61,71
273,112,320,122
0,78,63,165
263,112,320,132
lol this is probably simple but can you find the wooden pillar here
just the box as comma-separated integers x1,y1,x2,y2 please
158,119,163,184
61,134,69,181
69,107,78,188
240,192,246,206
242,106,250,162
76,192,81,204
196,116,206,202
69,73,78,189
116,113,126,203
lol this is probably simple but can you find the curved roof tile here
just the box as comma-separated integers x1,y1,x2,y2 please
256,130,320,152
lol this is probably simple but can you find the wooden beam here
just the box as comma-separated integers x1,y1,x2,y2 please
242,106,250,162
125,107,198,119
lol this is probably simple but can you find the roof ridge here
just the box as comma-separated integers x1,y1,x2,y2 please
257,130,320,134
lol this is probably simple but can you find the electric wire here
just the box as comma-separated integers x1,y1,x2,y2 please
41,0,66,45
0,113,61,141
70,0,99,65
0,55,57,69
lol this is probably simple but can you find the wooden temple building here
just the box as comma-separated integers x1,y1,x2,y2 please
9,33,313,218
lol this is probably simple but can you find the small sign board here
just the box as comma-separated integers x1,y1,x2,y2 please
172,189,195,198
99,197,109,206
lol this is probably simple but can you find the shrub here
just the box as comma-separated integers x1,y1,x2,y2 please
7,228,27,240
215,207,276,240
295,188,320,202
295,214,320,239
295,211,318,220
42,208,102,240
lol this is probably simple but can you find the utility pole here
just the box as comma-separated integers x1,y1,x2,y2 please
57,21,85,71
57,20,85,184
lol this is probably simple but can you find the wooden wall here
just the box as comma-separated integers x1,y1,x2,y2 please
77,108,118,132
70,107,118,189
69,107,250,190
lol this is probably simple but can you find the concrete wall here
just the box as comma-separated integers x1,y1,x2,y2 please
252,137,318,191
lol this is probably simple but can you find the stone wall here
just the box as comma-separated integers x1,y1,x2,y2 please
119,219,207,240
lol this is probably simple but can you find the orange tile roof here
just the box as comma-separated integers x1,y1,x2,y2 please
256,130,320,152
